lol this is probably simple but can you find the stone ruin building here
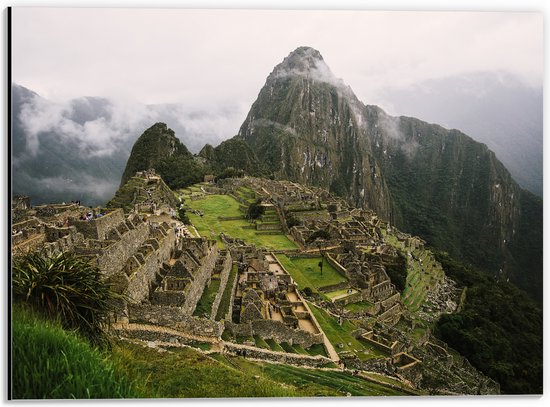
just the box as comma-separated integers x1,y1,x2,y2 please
12,173,487,390
222,241,324,349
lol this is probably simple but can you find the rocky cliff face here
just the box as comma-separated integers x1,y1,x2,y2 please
364,107,523,275
236,46,541,299
238,46,393,219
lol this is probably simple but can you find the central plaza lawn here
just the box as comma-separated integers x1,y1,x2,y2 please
185,194,297,250
275,255,346,292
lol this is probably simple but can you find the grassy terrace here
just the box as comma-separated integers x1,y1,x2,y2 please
401,248,445,312
276,255,346,293
193,280,221,318
383,233,444,312
215,265,238,321
308,304,384,361
235,186,256,205
344,301,374,313
210,354,408,396
185,194,297,250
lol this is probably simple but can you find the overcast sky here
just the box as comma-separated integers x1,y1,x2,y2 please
12,8,542,111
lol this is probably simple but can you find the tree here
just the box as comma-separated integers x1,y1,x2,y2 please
306,229,331,244
247,200,265,220
177,207,190,224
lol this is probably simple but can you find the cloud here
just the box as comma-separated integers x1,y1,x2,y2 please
18,93,157,157
16,90,246,159
249,118,298,137
376,110,419,158
149,102,248,152
12,9,542,110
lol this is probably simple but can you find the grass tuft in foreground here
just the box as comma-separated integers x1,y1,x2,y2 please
11,306,139,399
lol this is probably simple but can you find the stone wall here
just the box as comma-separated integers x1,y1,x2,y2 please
378,303,401,324
73,209,125,240
127,304,224,337
256,223,282,231
125,227,176,302
210,251,233,320
223,342,332,368
224,263,239,321
181,244,219,315
326,253,348,278
96,221,149,277
225,319,324,348
319,281,350,294
12,233,45,255
42,229,83,256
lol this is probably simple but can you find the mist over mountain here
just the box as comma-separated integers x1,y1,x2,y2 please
376,72,542,196
11,84,244,206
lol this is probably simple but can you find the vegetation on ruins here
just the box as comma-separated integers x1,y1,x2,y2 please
376,251,407,292
156,155,206,189
11,305,139,399
11,163,541,397
215,166,245,180
12,252,119,345
434,252,543,394
177,207,190,224
246,199,265,220
306,229,331,244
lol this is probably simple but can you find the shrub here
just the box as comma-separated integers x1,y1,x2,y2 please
12,252,119,346
247,199,265,220
306,229,331,244
177,207,190,224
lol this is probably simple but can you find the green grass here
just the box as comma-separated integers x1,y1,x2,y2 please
111,341,300,398
212,355,409,396
382,235,445,313
12,306,139,399
253,335,271,350
308,305,361,352
193,280,221,318
344,301,374,313
401,250,444,312
276,255,346,293
305,343,328,358
236,336,255,344
324,289,355,300
186,194,297,250
280,342,298,353
291,344,309,355
265,338,285,352
215,265,238,321
308,304,381,361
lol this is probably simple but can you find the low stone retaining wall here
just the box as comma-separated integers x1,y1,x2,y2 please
224,342,332,368
325,253,348,278
127,304,224,338
225,319,323,348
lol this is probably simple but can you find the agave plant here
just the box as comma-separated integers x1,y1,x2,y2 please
12,252,119,346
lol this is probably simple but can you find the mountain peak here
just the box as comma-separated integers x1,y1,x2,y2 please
269,46,340,85
288,46,324,62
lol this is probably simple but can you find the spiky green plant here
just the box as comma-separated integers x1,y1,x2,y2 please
12,252,119,346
